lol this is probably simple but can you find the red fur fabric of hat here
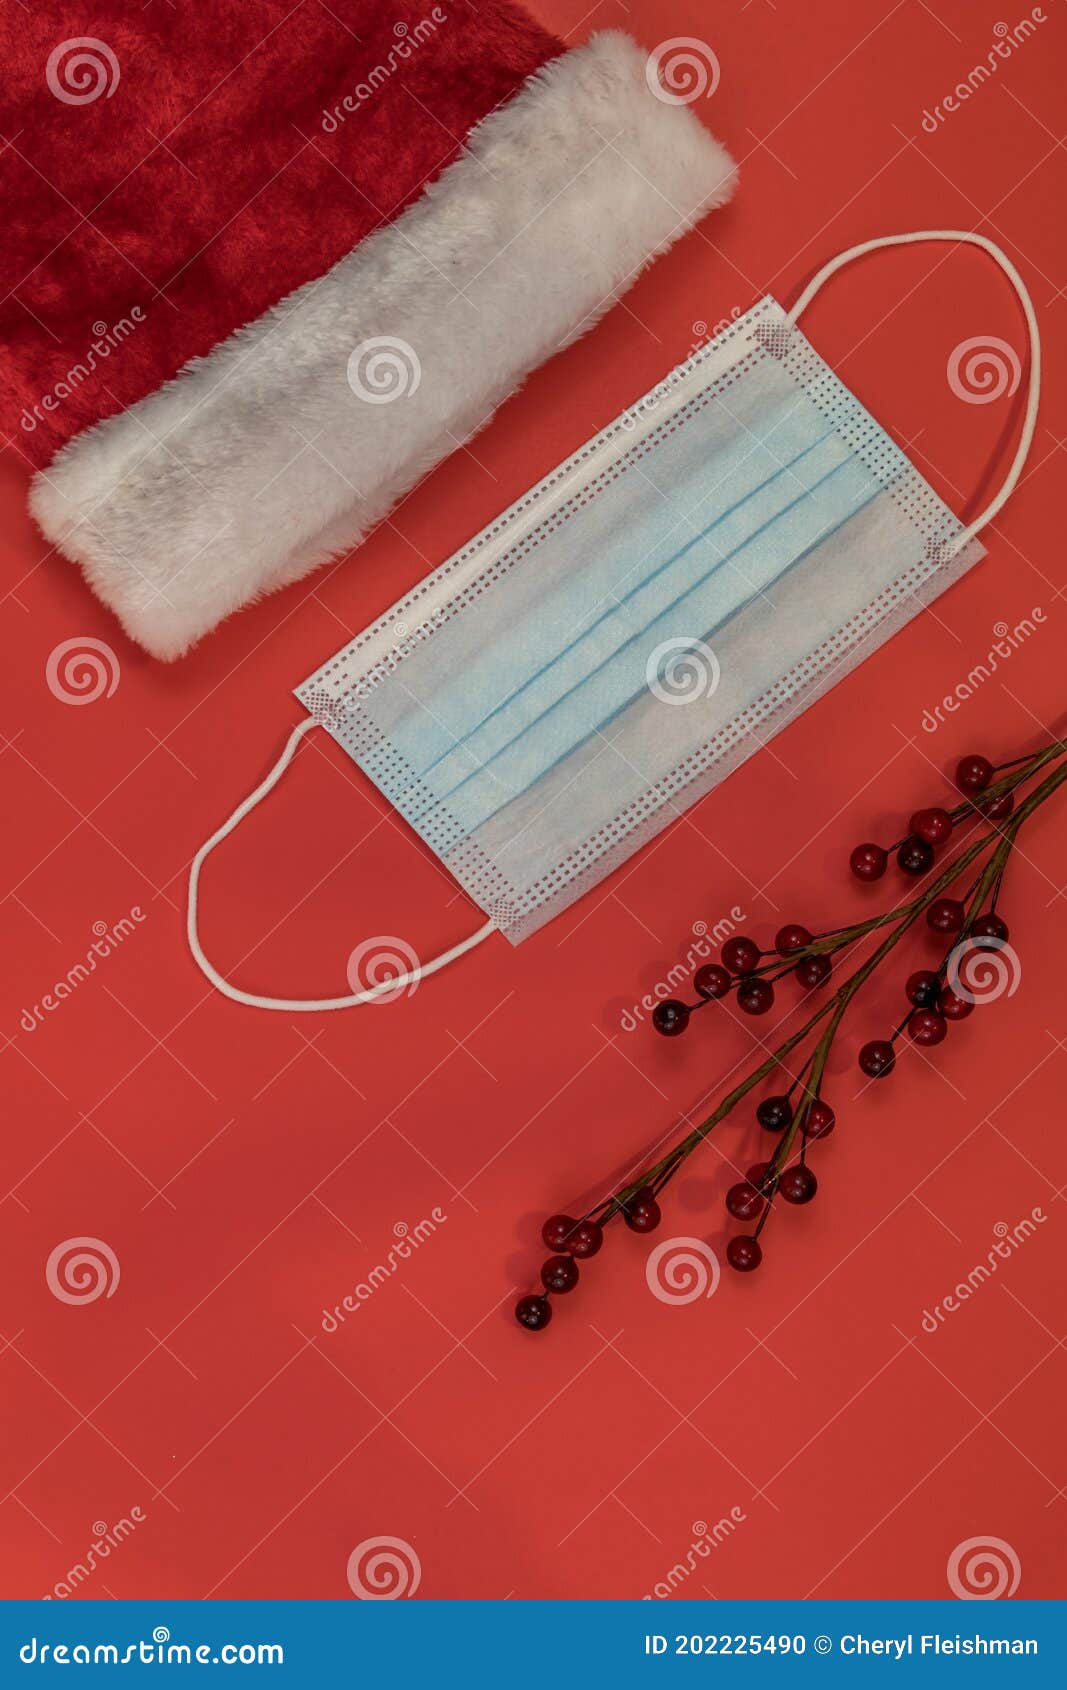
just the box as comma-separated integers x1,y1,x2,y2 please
2,2,736,658
1,0,561,463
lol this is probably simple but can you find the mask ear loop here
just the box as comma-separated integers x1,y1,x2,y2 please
786,229,1040,553
187,717,497,1011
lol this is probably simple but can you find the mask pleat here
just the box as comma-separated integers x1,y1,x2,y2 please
366,372,817,785
409,445,879,834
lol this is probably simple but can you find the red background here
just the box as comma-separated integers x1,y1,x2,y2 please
2,0,1065,1601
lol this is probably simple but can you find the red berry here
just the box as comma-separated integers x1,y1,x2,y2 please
805,1099,836,1139
726,1235,763,1273
972,912,1009,943
652,999,689,1037
693,963,731,1000
927,897,965,935
746,1161,775,1193
779,1165,817,1205
542,1214,577,1252
910,1008,948,1047
897,835,934,876
859,1039,896,1079
722,935,761,975
956,754,994,794
515,1294,552,1331
850,842,887,881
775,923,812,956
623,1187,661,1234
756,1095,792,1134
567,1219,603,1259
737,976,774,1016
906,969,941,1008
541,1255,579,1294
939,986,974,1021
726,1182,763,1221
910,807,954,846
795,953,832,990
979,790,1014,821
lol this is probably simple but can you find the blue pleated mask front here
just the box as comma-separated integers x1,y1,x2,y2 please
298,296,992,945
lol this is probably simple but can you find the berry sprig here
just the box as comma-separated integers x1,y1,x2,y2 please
515,735,1067,1331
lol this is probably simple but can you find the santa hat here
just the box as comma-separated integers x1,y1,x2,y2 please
3,4,736,660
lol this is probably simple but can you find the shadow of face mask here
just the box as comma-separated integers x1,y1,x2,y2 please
187,231,1039,1010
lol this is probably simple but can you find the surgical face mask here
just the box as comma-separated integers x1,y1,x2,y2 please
188,231,1039,1010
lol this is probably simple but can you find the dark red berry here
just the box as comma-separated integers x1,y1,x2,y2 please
756,1095,792,1134
927,897,965,935
623,1187,662,1233
737,976,774,1016
910,807,954,846
906,969,942,1008
746,1161,774,1192
805,1099,836,1139
910,1008,948,1047
693,963,731,1000
779,1164,817,1205
567,1219,603,1259
542,1214,577,1252
980,790,1014,821
515,1294,552,1331
775,923,812,956
652,999,689,1037
726,1235,762,1273
726,1182,763,1221
956,754,994,794
858,1039,896,1079
850,842,887,881
972,913,1009,943
795,953,832,990
940,986,974,1021
897,835,934,876
540,1255,578,1294
722,935,761,975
